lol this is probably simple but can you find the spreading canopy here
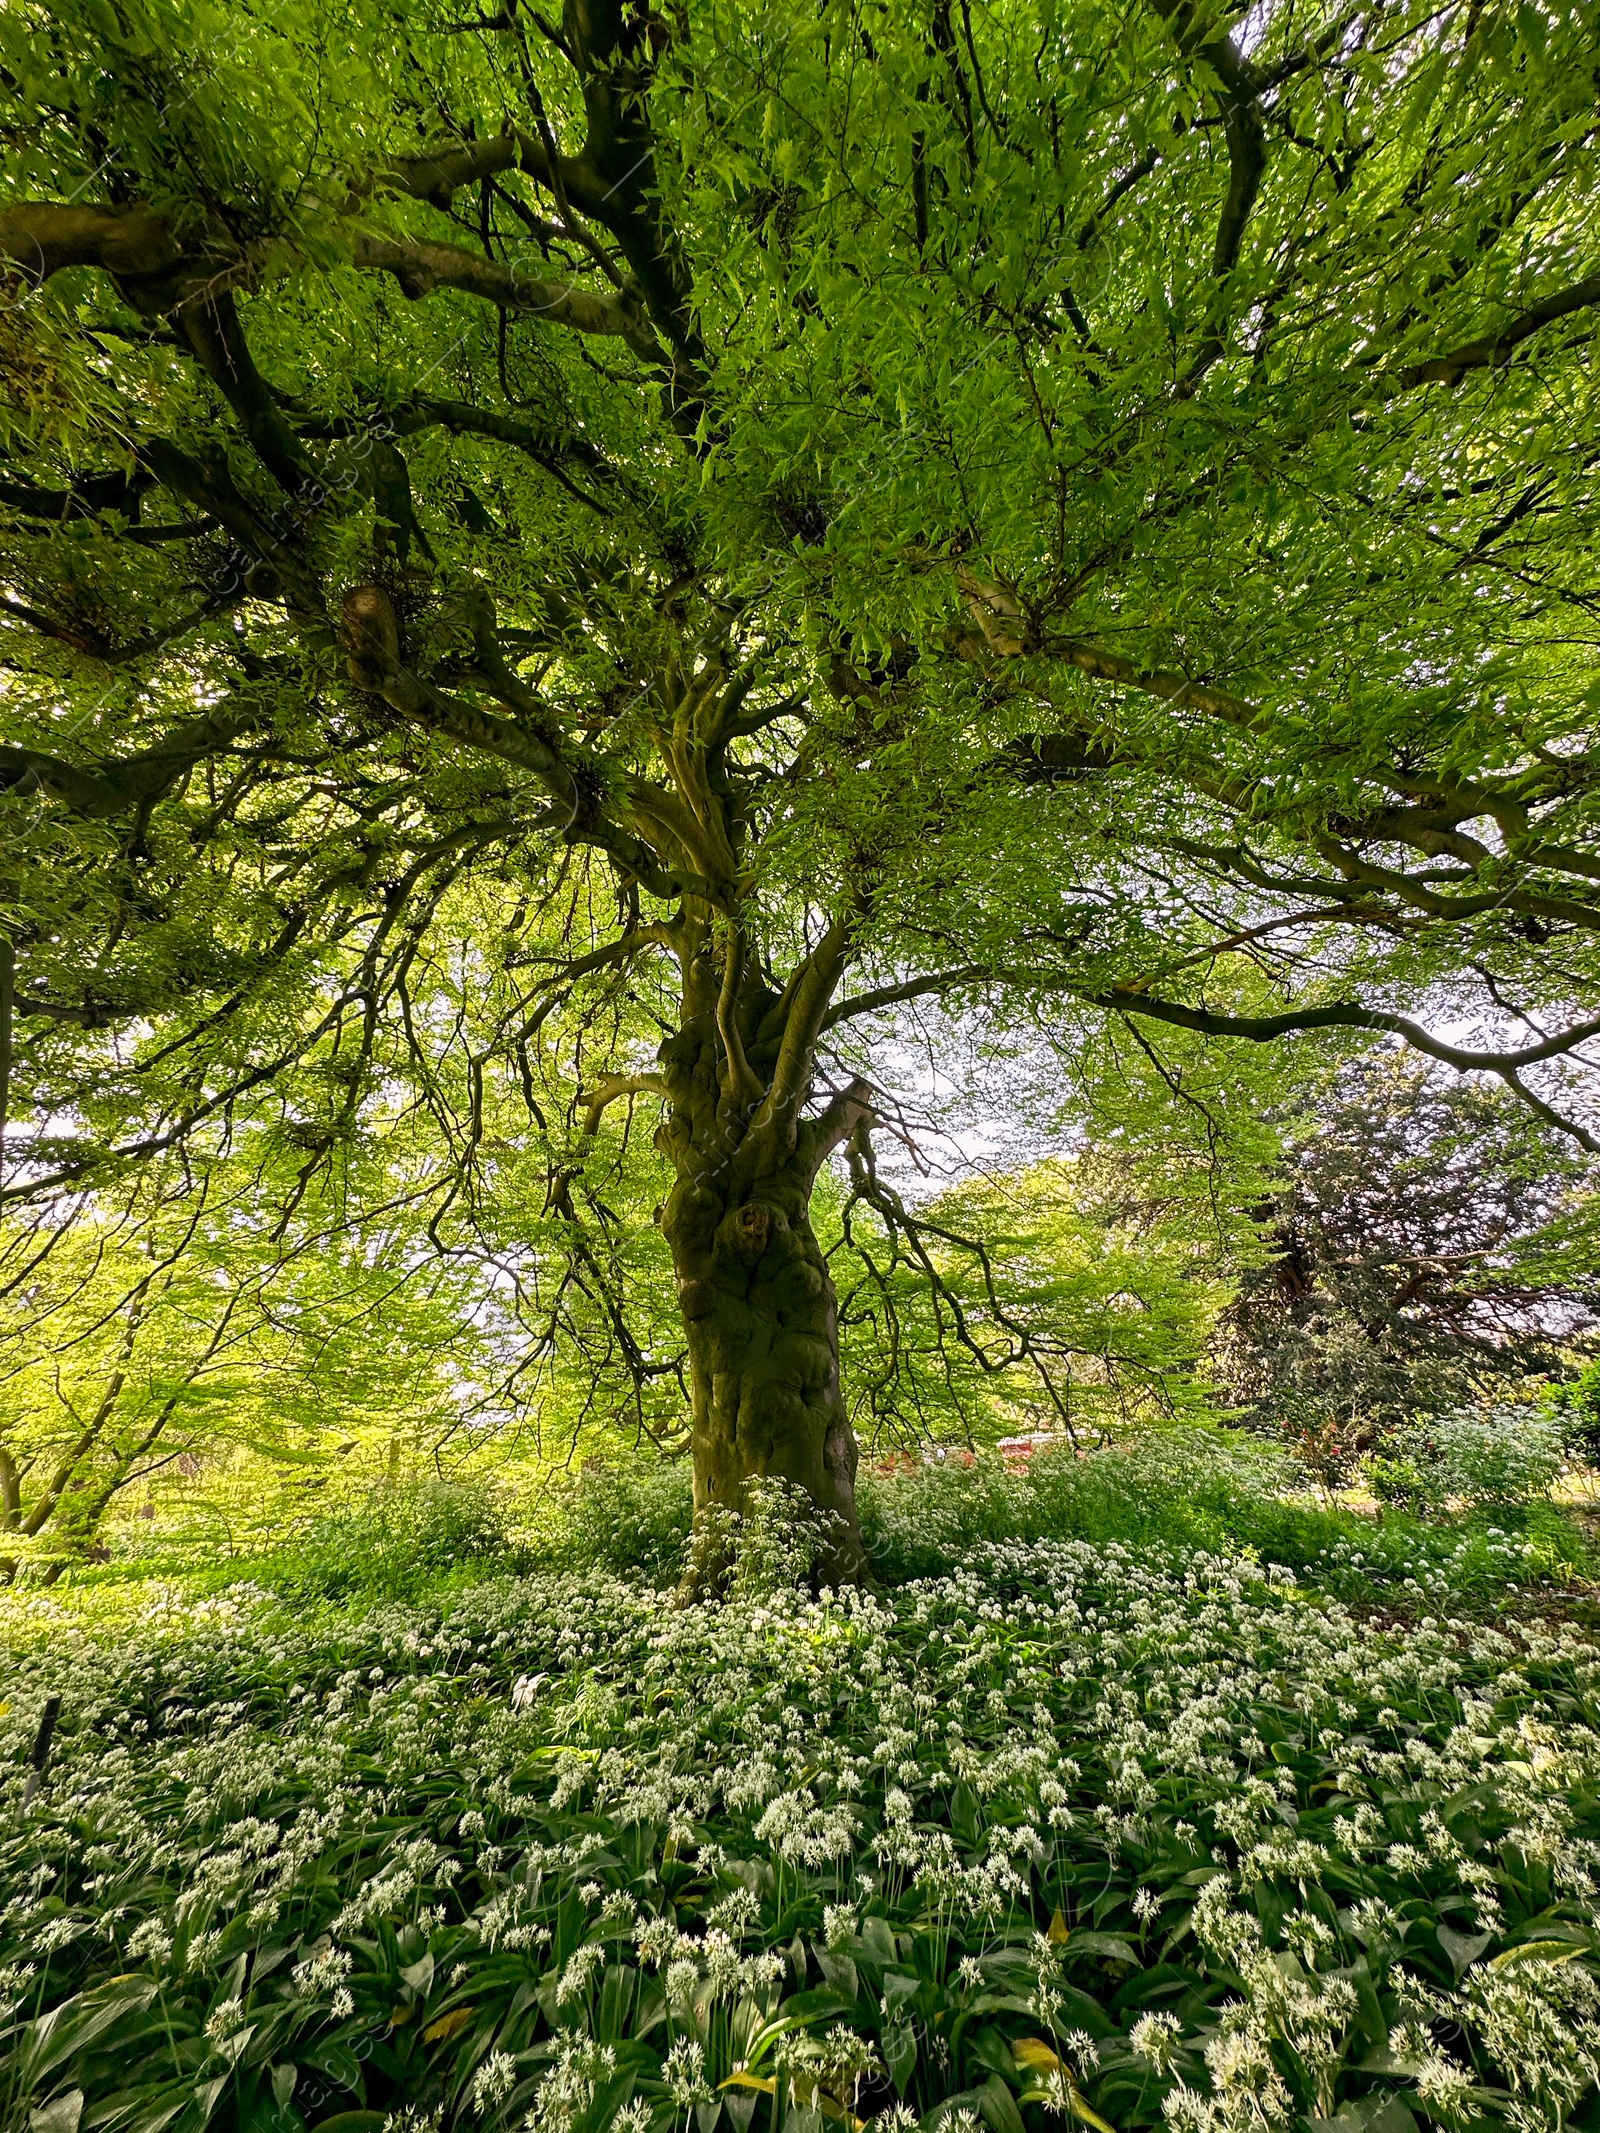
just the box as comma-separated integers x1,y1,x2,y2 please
2,0,1598,1553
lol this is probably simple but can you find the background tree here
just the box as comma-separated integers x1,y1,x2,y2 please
2,0,1598,1574
1213,1054,1600,1454
0,1139,508,1579
834,1134,1248,1449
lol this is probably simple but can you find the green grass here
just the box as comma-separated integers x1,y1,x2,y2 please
50,1426,1598,1620
856,1433,1599,1609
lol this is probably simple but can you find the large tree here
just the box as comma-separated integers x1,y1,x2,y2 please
2,0,1598,1576
1215,1055,1600,1446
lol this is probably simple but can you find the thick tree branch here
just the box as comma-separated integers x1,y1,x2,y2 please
344,228,658,356
394,396,618,483
296,397,616,511
509,921,676,983
340,584,713,903
802,1076,876,1173
0,585,242,665
749,913,860,1157
1094,987,1600,1151
968,616,1600,924
715,919,765,1116
0,469,148,523
137,437,323,612
1149,0,1265,384
579,1070,668,1136
821,967,988,1030
356,132,525,210
953,578,1260,725
541,1,701,372
1392,271,1600,392
0,187,661,361
0,704,269,816
0,201,185,290
174,293,318,498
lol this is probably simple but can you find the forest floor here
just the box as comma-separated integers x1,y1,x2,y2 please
3,1436,1600,2133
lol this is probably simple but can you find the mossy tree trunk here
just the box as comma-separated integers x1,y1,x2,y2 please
638,908,873,1588
575,661,879,1583
663,1141,865,1587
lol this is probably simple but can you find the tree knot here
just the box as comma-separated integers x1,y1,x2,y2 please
956,569,1035,659
341,584,400,688
717,1200,784,1262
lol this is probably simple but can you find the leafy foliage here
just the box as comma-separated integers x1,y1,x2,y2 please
1215,1058,1600,1448
3,0,1600,1524
1367,1409,1569,1520
0,1143,531,1578
854,1435,1590,1606
835,1153,1238,1447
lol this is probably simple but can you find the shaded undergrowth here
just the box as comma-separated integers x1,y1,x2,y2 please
27,1429,1599,1620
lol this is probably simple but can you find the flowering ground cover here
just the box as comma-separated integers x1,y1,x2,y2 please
3,1514,1599,2133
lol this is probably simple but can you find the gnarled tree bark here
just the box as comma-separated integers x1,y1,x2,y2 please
663,1135,866,1590
579,817,877,1585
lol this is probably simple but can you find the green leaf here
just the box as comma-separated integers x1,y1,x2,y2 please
925,2090,988,2132
782,1989,856,2023
883,2025,916,2095
598,1963,638,2041
303,2038,364,2095
1436,1924,1493,1976
1489,1939,1584,1969
977,2074,1027,2133
1067,1932,1139,1967
192,2077,228,2127
22,1980,159,2090
970,2029,1019,2083
726,2090,762,2133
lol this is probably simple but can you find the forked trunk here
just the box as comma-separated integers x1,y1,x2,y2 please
570,659,877,1585
663,1157,867,1589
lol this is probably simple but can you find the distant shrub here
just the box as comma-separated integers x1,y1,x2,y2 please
1368,1406,1566,1515
860,1424,1590,1603
82,1418,1593,1615
1265,1392,1362,1491
1549,1364,1600,1469
262,1477,515,1600
532,1459,694,1582
859,1425,1297,1584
